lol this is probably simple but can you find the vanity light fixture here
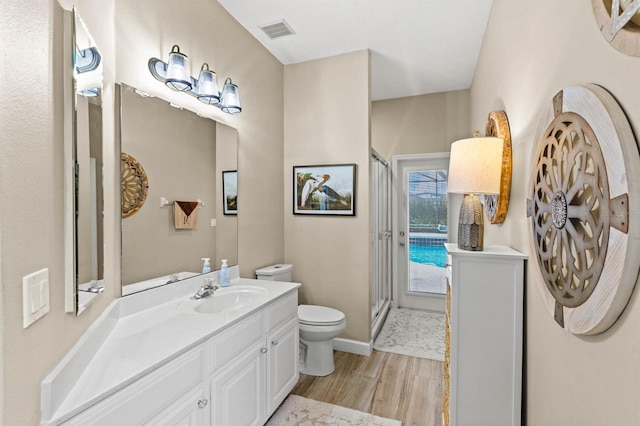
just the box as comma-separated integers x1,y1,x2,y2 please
148,45,242,114
75,47,101,74
74,47,101,97
78,87,100,98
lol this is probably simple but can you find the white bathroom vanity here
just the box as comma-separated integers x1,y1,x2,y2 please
40,272,300,426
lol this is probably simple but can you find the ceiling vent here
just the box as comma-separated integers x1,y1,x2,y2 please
259,20,295,40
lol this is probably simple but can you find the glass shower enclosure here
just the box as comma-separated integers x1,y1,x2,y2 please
370,150,391,334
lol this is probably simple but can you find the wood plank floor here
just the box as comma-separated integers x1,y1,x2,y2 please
290,350,444,425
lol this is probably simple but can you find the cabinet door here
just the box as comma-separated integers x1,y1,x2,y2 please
63,348,203,426
267,317,299,416
142,387,207,426
210,342,266,426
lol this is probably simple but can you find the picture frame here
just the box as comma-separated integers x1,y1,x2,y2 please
222,170,237,215
293,164,356,216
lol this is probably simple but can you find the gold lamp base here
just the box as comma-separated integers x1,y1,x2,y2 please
458,193,484,251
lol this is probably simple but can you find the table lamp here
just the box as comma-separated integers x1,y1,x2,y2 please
447,136,504,250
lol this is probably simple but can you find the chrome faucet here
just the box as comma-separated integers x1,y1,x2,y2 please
193,278,219,299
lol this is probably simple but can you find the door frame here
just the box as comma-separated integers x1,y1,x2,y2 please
391,152,451,312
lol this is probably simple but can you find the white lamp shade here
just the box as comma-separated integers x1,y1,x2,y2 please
447,136,504,195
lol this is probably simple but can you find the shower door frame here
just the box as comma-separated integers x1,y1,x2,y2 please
370,150,392,338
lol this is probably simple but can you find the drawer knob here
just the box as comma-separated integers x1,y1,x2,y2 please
261,347,268,353
197,399,208,408
271,340,278,346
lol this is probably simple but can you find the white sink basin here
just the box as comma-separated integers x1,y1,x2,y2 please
181,286,269,314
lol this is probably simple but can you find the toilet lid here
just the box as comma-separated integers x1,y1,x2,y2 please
298,305,345,326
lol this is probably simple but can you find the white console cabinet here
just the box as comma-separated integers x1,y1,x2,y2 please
62,291,298,426
443,244,526,426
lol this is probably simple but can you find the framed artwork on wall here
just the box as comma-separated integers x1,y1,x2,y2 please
222,170,237,215
293,164,356,216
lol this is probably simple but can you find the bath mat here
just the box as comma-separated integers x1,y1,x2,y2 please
266,395,401,426
374,308,445,361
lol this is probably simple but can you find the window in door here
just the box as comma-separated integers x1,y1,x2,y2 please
407,170,448,295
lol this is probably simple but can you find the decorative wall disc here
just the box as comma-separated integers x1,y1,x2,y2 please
121,152,149,218
592,0,640,57
526,85,640,335
484,110,512,224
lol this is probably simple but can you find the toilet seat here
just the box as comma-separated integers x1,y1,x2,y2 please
298,305,345,326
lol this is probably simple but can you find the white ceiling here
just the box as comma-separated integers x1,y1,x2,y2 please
217,0,493,101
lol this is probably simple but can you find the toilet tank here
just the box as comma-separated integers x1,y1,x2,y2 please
255,264,293,282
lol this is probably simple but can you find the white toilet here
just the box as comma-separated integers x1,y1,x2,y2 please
255,264,346,377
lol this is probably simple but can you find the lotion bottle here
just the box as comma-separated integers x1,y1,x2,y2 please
219,259,230,287
201,258,211,274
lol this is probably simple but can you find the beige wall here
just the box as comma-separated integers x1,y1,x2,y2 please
372,90,471,160
0,0,284,424
0,2,116,425
120,86,218,284
472,1,640,424
284,50,371,342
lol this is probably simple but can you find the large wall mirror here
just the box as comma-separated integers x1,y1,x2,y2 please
117,83,238,296
63,7,105,315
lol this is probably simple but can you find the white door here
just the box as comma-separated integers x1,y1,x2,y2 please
392,153,450,312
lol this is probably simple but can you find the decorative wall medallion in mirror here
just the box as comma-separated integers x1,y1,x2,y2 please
526,84,640,335
63,7,105,315
483,110,512,224
592,0,640,56
121,152,149,218
117,83,238,296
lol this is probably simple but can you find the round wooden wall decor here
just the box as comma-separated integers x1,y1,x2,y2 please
484,110,512,224
592,0,640,57
121,152,149,218
526,84,640,335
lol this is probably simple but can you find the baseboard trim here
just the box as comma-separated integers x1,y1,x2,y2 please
332,338,372,356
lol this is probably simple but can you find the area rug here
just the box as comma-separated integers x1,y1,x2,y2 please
373,308,445,361
266,395,401,426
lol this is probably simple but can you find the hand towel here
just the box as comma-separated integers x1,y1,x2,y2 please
174,201,199,229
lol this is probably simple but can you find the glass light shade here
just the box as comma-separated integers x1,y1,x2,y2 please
165,45,192,92
447,136,503,195
196,63,220,105
220,78,242,114
78,87,99,97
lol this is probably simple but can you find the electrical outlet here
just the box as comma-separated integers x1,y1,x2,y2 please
23,268,50,328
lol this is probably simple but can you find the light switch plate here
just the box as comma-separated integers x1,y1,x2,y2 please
23,268,50,328
211,219,216,227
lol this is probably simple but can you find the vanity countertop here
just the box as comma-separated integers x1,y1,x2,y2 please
44,277,300,424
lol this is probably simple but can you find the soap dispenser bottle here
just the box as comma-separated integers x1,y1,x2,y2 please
219,259,230,287
202,258,211,274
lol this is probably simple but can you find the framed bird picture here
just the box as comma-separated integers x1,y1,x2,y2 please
293,164,356,216
222,170,237,215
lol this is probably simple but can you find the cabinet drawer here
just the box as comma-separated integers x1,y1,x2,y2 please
208,311,264,372
266,292,298,332
65,347,203,425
